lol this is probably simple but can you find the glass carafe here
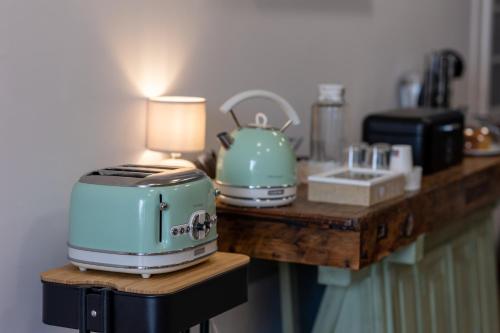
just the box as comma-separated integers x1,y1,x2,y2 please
310,84,346,164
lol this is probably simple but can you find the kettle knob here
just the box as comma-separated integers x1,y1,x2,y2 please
253,113,268,128
219,90,300,132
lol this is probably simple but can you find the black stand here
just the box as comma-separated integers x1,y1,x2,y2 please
199,320,210,333
42,265,248,333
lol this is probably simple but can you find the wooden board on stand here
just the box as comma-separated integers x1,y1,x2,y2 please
41,252,249,295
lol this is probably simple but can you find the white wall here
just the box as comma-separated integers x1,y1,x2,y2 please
0,0,471,332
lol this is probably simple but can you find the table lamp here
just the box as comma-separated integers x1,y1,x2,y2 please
147,96,206,168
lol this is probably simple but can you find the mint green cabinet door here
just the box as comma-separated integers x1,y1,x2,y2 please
418,247,454,333
309,211,498,333
476,218,500,333
451,234,482,333
384,264,419,333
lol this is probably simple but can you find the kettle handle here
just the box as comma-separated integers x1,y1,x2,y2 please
220,90,301,130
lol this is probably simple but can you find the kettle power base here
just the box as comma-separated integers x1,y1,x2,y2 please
218,194,296,208
216,183,297,208
68,240,217,278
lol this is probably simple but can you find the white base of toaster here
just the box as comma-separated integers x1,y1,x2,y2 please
68,240,217,278
216,183,297,208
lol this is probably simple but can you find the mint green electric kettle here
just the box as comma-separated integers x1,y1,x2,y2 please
215,90,301,207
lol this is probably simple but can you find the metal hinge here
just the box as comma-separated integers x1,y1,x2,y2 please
78,287,112,333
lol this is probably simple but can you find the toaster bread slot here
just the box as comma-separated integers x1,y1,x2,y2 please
96,170,155,178
122,164,177,171
79,165,206,187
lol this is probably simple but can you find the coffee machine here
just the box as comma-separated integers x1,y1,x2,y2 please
419,49,465,108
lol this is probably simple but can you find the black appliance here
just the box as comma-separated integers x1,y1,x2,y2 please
419,49,465,108
363,108,464,174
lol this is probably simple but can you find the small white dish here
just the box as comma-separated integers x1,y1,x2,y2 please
465,143,500,157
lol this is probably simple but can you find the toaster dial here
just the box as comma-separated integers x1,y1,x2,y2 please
190,211,215,240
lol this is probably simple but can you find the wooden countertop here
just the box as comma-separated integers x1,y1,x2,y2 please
41,252,249,295
216,157,500,270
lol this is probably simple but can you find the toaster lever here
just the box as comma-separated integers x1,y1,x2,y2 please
159,195,168,242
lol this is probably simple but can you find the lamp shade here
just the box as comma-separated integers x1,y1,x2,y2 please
147,96,206,153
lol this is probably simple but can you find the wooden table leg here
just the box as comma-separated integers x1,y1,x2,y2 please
311,265,386,333
279,262,300,333
311,285,347,333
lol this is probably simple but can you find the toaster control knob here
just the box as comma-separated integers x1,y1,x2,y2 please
191,212,214,240
192,215,202,230
203,213,212,235
191,215,203,240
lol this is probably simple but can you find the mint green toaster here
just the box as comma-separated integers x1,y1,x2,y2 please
68,165,217,278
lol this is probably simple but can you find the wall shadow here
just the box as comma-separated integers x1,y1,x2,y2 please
253,0,373,15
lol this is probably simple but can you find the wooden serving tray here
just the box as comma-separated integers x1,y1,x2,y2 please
308,167,406,206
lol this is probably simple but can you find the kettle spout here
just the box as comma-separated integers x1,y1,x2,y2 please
217,132,234,150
